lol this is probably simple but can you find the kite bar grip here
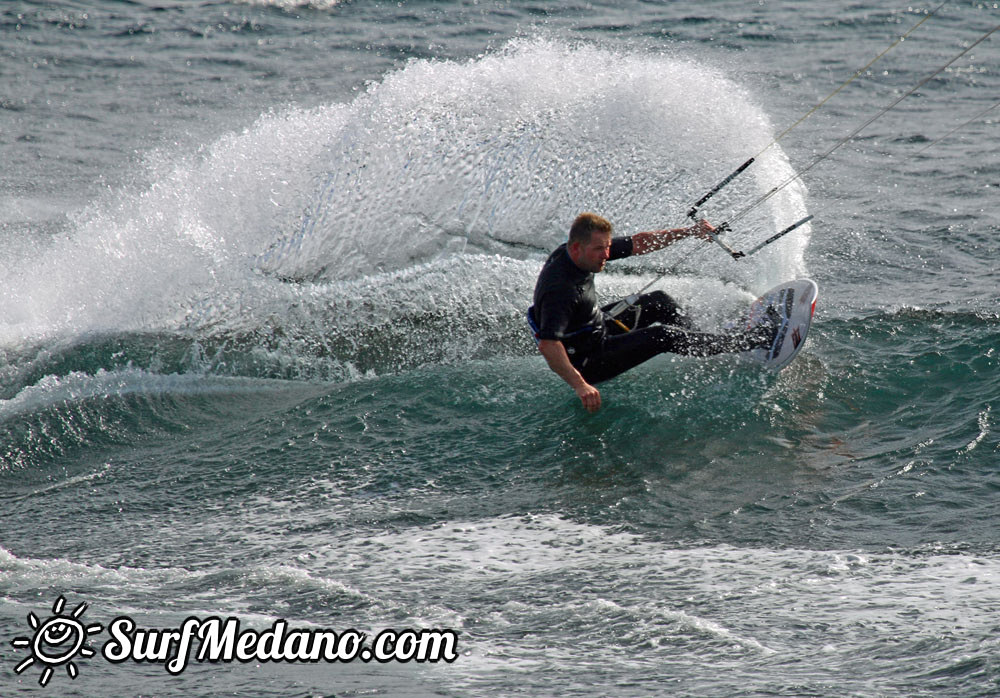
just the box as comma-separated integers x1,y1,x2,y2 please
687,158,755,219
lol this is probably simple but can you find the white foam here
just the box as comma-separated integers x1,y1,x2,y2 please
0,544,186,594
292,514,1000,662
0,38,808,359
0,366,289,422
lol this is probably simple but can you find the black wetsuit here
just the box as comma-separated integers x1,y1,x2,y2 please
529,238,758,384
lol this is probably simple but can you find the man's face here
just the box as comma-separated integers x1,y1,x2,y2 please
570,231,612,273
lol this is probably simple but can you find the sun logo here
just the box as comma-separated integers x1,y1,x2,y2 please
11,595,104,687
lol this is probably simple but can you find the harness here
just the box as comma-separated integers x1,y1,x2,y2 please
526,306,600,357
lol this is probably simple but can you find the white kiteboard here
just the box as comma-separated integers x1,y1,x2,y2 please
736,278,818,371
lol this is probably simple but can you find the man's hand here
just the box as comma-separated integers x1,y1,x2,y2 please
574,382,602,413
538,339,603,413
689,219,717,241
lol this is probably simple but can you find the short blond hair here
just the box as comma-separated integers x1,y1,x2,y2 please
569,212,612,245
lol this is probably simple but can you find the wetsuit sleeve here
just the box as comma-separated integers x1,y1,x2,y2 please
610,236,634,260
534,285,576,341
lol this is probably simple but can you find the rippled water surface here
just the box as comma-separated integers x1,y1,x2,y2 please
2,1,998,695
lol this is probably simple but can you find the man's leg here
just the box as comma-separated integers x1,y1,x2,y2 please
579,322,771,385
602,290,694,334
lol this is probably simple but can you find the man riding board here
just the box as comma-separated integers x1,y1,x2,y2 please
528,213,776,412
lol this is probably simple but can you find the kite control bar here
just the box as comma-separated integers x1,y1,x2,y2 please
709,214,814,261
703,221,745,260
686,157,755,220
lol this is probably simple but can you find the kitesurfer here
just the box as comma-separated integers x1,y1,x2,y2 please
528,212,777,412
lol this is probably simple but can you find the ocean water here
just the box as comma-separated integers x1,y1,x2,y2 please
1,1,999,695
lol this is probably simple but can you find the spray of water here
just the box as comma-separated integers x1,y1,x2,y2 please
0,38,808,381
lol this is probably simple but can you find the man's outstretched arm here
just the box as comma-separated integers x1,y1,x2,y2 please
631,219,716,255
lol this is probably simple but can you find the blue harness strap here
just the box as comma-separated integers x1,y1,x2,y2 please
526,306,597,348
526,306,542,346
